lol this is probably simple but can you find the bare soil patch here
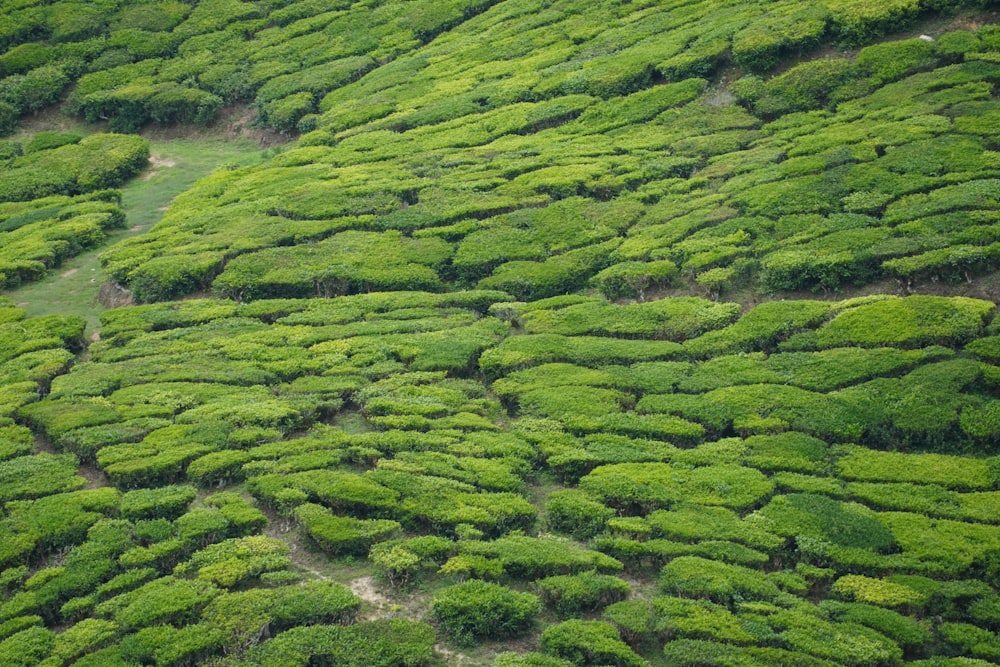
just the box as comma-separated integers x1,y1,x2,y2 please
349,575,393,618
98,281,133,309
139,104,291,147
144,154,178,180
79,463,110,489
33,434,57,455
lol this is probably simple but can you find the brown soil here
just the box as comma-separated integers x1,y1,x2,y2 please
78,463,110,489
143,154,178,180
60,268,79,278
347,575,393,618
98,281,133,309
16,103,292,148
138,104,292,148
33,434,57,455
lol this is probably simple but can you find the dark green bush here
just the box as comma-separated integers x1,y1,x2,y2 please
755,492,897,563
746,58,860,117
0,101,17,136
0,65,69,115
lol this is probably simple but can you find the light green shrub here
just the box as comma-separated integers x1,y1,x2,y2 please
432,580,539,644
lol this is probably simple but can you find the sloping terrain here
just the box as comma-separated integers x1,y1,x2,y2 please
2,1,1000,666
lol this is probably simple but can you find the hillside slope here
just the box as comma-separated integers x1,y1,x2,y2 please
2,2,1000,666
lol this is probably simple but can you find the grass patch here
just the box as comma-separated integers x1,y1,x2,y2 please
5,135,268,334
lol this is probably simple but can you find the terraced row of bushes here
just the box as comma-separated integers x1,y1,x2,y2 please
4,291,1000,664
1,0,986,136
96,25,1000,303
0,301,445,666
4,2,1000,665
0,131,147,288
0,480,436,666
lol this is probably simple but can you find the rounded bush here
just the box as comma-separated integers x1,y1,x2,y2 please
431,579,539,644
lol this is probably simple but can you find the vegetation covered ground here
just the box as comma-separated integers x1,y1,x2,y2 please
2,0,1000,665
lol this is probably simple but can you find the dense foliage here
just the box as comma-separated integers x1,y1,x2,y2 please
3,1,1000,665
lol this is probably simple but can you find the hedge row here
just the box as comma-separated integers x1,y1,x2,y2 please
8,287,1000,663
83,26,1000,303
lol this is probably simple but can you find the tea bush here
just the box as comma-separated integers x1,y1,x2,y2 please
540,619,647,667
535,573,630,619
293,503,400,556
432,579,539,644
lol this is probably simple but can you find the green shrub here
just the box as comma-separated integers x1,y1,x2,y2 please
0,65,69,115
479,241,621,301
755,493,896,559
535,573,630,619
834,445,993,490
602,599,653,645
0,626,54,667
213,231,451,301
518,297,740,340
118,623,225,666
0,422,32,462
590,261,678,301
101,575,219,630
0,488,118,569
831,574,923,609
119,484,197,520
480,334,684,377
820,600,931,649
294,503,400,556
580,463,773,513
653,595,755,644
750,58,860,117
247,469,399,515
495,653,574,667
432,580,539,644
175,535,291,587
0,43,54,78
546,490,615,540
458,534,621,579
540,619,647,667
645,504,783,551
856,38,937,84
0,453,85,502
683,300,831,357
0,101,17,136
660,556,781,605
237,619,435,667
24,132,82,154
779,616,904,665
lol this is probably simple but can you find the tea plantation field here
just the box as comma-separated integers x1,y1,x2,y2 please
3,1,1000,665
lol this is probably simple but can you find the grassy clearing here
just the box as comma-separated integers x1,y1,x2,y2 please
5,134,268,334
